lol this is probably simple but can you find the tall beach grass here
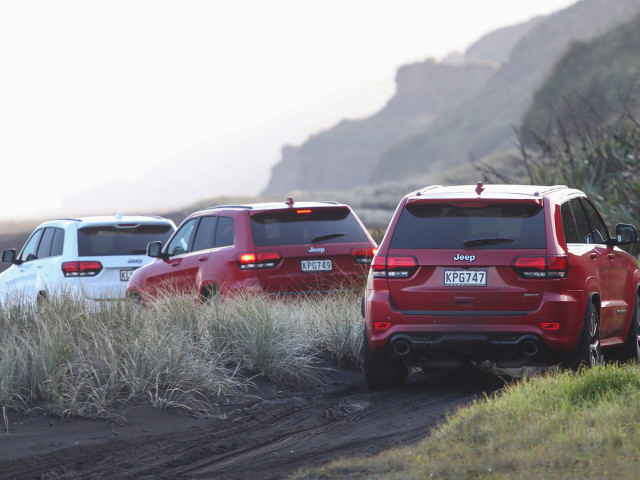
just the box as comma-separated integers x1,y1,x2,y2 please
0,290,364,419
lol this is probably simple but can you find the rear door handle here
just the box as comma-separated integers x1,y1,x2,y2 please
198,256,208,262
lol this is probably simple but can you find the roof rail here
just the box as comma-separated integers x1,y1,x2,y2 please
206,205,253,210
534,185,568,196
412,185,443,197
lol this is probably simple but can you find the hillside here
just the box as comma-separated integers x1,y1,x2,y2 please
264,0,640,193
462,16,544,65
521,13,640,140
263,60,497,193
263,17,544,195
372,0,640,183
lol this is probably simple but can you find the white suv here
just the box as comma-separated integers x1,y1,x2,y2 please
0,215,175,303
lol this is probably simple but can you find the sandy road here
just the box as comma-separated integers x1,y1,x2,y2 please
0,367,507,479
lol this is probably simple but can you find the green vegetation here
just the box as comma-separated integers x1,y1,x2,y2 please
0,291,364,420
488,108,639,223
475,17,640,246
477,93,640,256
522,14,640,139
294,364,640,479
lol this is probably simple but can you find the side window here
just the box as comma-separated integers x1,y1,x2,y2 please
570,199,592,244
36,227,56,258
560,202,580,243
215,216,234,247
166,219,198,256
20,229,44,263
580,199,609,245
50,228,65,256
192,216,218,252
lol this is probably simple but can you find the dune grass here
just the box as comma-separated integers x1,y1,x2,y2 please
294,363,640,480
0,291,364,420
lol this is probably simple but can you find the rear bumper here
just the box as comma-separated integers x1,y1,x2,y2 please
365,288,585,363
382,331,555,366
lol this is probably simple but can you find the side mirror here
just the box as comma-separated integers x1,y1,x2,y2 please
146,241,165,259
1,249,18,265
615,224,638,246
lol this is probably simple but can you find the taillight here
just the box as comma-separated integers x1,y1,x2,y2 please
512,256,568,279
372,256,418,278
351,246,378,264
61,261,103,277
238,252,281,270
541,323,561,330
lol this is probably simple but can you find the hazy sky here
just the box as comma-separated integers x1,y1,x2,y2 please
0,0,577,220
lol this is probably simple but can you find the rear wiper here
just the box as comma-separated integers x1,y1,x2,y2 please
311,233,345,244
463,237,515,248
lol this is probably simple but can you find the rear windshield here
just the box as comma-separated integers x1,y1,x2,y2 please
78,224,174,256
390,203,545,249
250,208,368,247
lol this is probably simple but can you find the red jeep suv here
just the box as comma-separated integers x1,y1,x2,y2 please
126,199,376,303
363,184,640,390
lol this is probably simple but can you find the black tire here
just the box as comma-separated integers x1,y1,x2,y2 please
36,291,48,308
609,294,640,363
200,285,219,304
362,330,408,391
564,301,601,371
127,291,143,306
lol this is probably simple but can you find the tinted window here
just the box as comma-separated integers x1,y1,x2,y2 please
166,219,198,256
580,198,609,244
36,227,56,258
215,216,234,247
78,224,174,256
561,202,580,243
51,228,65,256
390,203,546,249
192,216,218,252
570,198,592,243
20,229,43,262
250,208,367,247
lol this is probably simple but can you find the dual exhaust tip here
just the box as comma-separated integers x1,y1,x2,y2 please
390,335,413,357
519,337,540,357
389,335,541,358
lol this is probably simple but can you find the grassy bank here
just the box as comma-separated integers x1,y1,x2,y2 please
0,292,363,419
295,364,640,479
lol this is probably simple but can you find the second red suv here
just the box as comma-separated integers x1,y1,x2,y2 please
363,184,640,390
126,199,376,303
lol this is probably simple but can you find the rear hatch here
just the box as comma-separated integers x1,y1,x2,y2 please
248,206,375,294
381,200,549,312
74,222,174,299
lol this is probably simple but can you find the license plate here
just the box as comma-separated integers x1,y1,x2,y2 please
120,269,136,282
444,270,487,286
301,259,332,272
